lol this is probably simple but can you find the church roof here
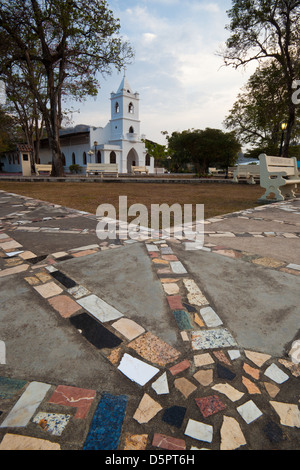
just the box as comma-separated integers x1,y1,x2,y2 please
117,75,133,94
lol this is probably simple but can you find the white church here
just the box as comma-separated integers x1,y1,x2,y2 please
1,75,155,174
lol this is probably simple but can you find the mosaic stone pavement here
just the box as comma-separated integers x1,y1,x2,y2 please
0,189,299,451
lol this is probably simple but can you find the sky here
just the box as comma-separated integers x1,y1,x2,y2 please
68,0,258,146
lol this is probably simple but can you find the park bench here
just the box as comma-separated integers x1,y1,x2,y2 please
35,164,52,175
86,163,118,177
233,164,260,184
154,167,166,174
258,154,300,201
131,166,149,175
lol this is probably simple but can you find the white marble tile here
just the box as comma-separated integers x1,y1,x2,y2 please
264,363,289,384
77,294,124,323
170,261,187,274
151,372,169,395
200,306,223,327
286,263,300,271
184,419,213,443
237,400,262,424
117,353,159,386
0,382,51,428
0,340,5,364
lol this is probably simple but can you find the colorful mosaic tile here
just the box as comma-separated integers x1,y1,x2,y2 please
77,294,124,323
117,353,159,386
128,332,181,367
33,412,71,436
133,393,162,424
0,381,51,428
151,372,169,395
124,434,148,450
0,377,27,399
220,416,246,450
169,359,190,376
195,395,226,417
237,400,263,424
162,405,186,428
184,419,213,443
83,393,128,450
173,310,193,330
48,385,96,419
0,433,61,450
48,294,82,318
70,313,123,349
152,433,186,451
191,328,237,350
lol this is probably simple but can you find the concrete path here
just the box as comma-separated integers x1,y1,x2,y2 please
0,189,299,451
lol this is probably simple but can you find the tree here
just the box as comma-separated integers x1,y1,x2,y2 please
143,138,168,167
222,0,300,157
166,128,240,174
225,59,300,155
0,106,22,154
0,0,134,176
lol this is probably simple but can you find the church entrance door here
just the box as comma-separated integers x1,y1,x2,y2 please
127,148,139,173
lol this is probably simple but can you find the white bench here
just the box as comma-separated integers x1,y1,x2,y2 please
131,166,149,175
154,167,166,175
86,163,118,177
35,164,52,175
233,164,260,184
259,154,300,201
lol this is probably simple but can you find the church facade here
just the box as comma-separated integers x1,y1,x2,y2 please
1,76,154,174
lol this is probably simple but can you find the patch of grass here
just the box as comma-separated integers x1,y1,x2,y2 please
0,181,270,221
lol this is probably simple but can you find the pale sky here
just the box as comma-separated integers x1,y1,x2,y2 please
68,0,257,146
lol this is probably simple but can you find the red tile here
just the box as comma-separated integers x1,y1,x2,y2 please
152,433,186,450
195,395,226,417
167,295,183,310
48,385,96,419
169,359,190,376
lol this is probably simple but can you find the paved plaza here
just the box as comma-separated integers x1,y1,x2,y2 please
0,188,299,451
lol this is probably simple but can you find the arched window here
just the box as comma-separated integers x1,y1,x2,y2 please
128,102,134,114
145,154,150,166
129,126,134,134
97,150,101,163
62,153,66,166
83,152,87,165
115,102,120,113
110,151,116,164
72,152,76,165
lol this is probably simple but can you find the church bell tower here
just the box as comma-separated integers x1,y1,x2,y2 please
110,73,141,142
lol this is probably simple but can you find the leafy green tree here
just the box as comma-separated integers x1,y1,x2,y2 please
0,0,134,176
166,128,240,174
222,0,300,157
143,139,168,167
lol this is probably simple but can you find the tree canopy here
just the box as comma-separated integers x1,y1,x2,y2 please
0,0,134,175
166,128,241,174
224,59,300,157
222,0,300,157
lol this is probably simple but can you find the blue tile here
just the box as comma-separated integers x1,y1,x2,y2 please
0,377,27,399
83,393,128,450
173,310,193,330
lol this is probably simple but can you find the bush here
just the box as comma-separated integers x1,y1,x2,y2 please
69,164,82,174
